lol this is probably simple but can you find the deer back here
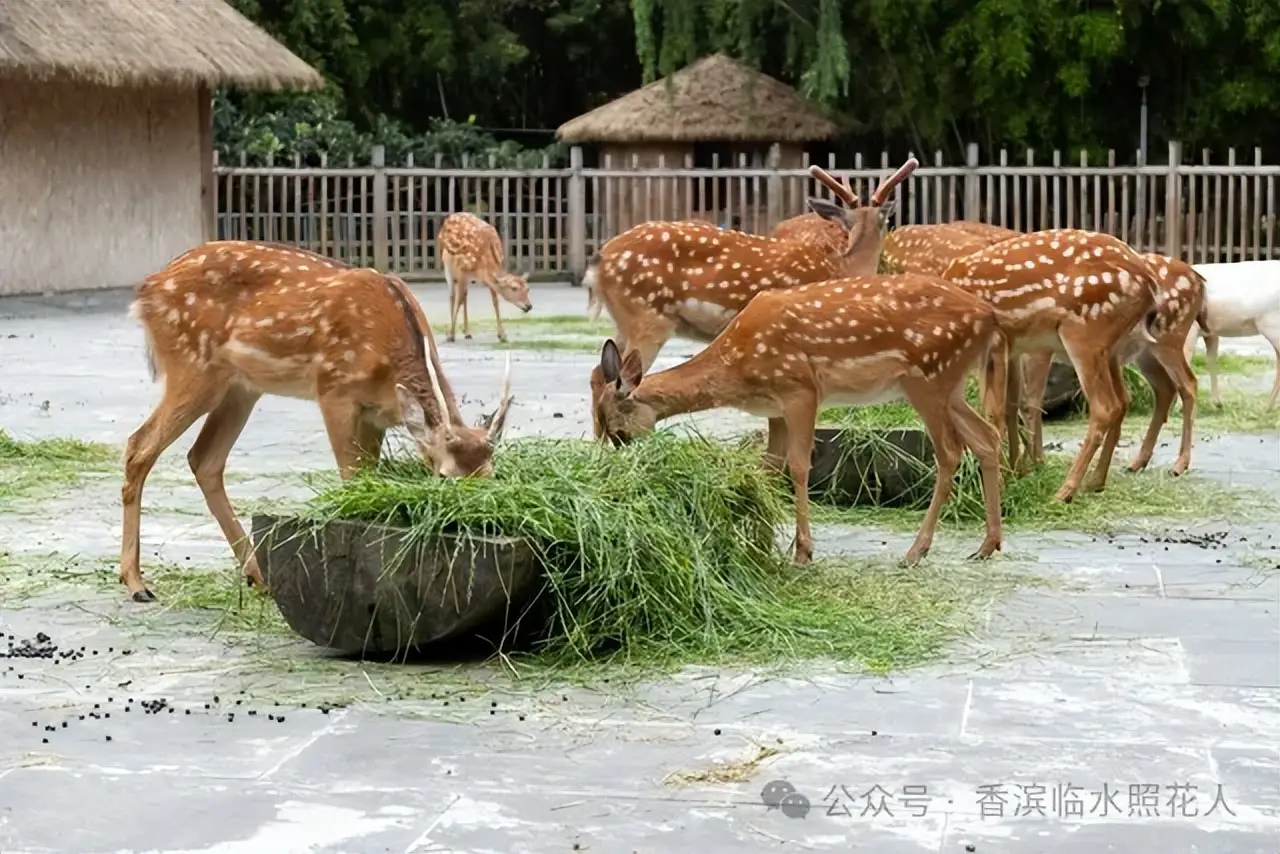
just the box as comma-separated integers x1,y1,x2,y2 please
1140,253,1207,340
941,229,1160,343
882,224,998,276
770,212,848,253
440,211,504,275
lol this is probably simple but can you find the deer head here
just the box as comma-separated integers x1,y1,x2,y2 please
395,352,515,476
805,157,918,242
593,340,655,446
493,268,533,313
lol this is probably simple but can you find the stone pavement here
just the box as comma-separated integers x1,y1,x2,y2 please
0,282,1277,853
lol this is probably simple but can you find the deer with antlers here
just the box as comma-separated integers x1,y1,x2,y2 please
1017,253,1206,476
438,211,533,344
940,229,1163,501
586,157,919,435
593,273,1007,566
120,241,515,603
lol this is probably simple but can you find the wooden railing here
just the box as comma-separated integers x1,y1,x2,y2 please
211,142,1280,283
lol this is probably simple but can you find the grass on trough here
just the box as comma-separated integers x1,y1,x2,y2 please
0,429,116,505
804,425,1266,533
289,434,1031,674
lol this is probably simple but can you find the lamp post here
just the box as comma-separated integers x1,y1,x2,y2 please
1136,75,1150,245
1138,75,1150,166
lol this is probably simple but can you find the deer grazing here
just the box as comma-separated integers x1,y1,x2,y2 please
1182,260,1280,410
1018,254,1206,475
593,274,1007,567
438,211,533,343
941,229,1163,501
121,241,515,603
881,222,1019,276
586,157,919,434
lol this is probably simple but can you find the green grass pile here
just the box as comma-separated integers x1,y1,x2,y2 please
295,434,1025,672
0,428,116,504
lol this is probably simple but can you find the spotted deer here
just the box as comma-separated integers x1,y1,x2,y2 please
593,273,1008,567
586,157,919,436
438,211,533,343
121,241,515,603
768,161,914,254
941,229,1163,501
881,222,1019,276
1018,254,1206,475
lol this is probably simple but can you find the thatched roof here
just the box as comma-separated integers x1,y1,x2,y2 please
0,0,324,91
557,53,838,144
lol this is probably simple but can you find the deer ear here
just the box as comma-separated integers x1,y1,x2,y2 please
619,348,644,392
600,339,623,385
807,198,847,224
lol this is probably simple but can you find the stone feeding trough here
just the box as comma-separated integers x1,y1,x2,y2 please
808,427,936,508
251,514,543,657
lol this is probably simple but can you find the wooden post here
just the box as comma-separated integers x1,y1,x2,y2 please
1165,141,1183,259
371,145,388,272
568,146,586,286
963,143,980,221
766,143,783,231
197,85,215,241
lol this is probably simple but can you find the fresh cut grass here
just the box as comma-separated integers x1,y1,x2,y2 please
0,428,117,506
292,434,1033,674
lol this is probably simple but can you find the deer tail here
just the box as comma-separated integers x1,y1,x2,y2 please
583,254,603,321
981,323,1011,425
128,291,161,382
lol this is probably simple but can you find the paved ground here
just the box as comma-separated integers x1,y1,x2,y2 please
0,281,1278,853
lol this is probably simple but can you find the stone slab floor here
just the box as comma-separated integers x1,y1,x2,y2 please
0,282,1277,854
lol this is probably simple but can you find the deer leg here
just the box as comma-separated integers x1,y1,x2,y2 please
1002,353,1025,474
1055,331,1124,502
354,419,387,470
1204,333,1222,407
782,394,819,567
1020,351,1055,472
490,286,507,343
1258,316,1280,410
949,393,1004,560
762,417,788,474
186,386,265,591
900,384,964,566
461,277,472,339
1127,350,1178,474
446,266,459,343
317,394,366,478
120,381,221,602
1083,354,1130,493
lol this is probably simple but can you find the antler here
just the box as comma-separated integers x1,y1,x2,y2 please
807,166,859,207
421,341,456,436
485,353,514,443
870,157,920,206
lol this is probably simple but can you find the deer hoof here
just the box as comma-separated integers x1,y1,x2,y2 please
131,588,157,603
465,333,473,340
968,539,1001,561
1054,485,1077,503
445,335,456,343
1126,458,1148,473
1171,460,1190,477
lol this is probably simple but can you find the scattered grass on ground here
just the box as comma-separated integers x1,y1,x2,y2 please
430,313,608,337
0,429,117,506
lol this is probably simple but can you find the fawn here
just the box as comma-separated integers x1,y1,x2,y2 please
121,241,514,603
941,229,1164,501
593,273,1008,567
438,211,533,343
586,157,919,436
1018,254,1206,475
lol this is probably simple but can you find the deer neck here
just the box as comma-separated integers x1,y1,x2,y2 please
631,350,726,421
837,233,885,276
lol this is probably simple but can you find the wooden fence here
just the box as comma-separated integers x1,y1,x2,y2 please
211,141,1280,283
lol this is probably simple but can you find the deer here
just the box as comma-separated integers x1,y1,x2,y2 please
438,211,533,344
881,222,1020,276
940,229,1164,502
1016,254,1206,476
120,240,515,603
1181,260,1280,410
586,157,920,436
593,273,1007,567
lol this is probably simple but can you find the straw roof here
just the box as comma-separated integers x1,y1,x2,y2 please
0,0,324,90
557,53,838,144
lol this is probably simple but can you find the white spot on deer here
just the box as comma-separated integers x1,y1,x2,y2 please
1175,275,1191,291
1087,275,1099,285
1101,271,1113,284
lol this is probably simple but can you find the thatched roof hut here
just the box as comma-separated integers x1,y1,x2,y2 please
0,0,324,295
556,53,838,144
557,53,838,238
